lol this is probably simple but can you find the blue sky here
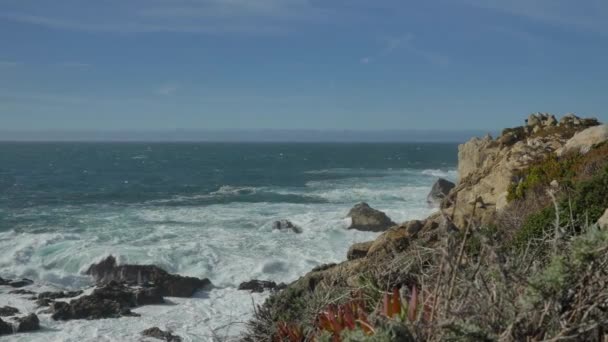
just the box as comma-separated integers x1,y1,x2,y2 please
1,0,607,131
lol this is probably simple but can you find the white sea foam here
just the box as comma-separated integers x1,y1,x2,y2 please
0,167,444,341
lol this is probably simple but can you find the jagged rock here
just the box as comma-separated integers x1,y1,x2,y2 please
427,178,455,206
347,202,396,232
15,313,40,332
86,256,212,297
347,241,373,260
238,280,286,293
598,209,608,230
367,220,424,257
272,220,303,233
51,281,139,321
558,125,608,156
0,318,13,336
311,263,337,272
0,306,19,317
8,289,35,295
36,298,54,307
8,279,33,288
141,327,182,342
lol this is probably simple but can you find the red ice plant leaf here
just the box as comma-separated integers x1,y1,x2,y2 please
392,287,401,318
408,285,418,322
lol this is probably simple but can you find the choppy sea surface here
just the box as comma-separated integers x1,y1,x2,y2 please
0,142,458,341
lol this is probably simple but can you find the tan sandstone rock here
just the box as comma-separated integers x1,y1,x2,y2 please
558,125,608,156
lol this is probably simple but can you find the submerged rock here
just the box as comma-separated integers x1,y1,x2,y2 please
238,280,286,293
347,241,373,260
8,279,33,288
347,202,396,232
427,178,455,206
0,306,19,317
272,220,303,233
15,313,40,333
8,289,36,295
141,327,182,342
86,256,212,297
36,290,83,301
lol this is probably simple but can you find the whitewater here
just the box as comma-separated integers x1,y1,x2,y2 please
0,143,457,341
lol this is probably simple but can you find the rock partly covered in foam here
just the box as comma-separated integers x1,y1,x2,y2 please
347,202,396,232
0,277,34,288
141,327,183,342
272,220,303,233
238,280,287,293
427,178,455,206
0,318,13,336
0,306,19,317
0,313,41,336
86,256,212,297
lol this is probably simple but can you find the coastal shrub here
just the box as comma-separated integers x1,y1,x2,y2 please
512,206,556,250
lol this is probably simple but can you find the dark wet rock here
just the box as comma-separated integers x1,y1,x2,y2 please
15,313,40,332
238,280,286,293
0,277,7,286
0,306,19,317
347,241,373,260
141,327,182,342
8,279,33,288
86,256,212,297
51,281,139,321
135,287,165,305
272,220,303,233
427,178,455,206
8,289,36,295
36,298,54,307
36,290,83,301
347,202,396,232
0,317,13,336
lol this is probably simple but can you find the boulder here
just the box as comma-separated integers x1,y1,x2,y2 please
0,318,13,336
0,277,7,286
141,327,182,342
15,313,40,333
272,220,303,233
346,202,396,232
598,209,608,230
367,220,423,257
347,241,373,260
238,280,286,293
427,178,455,206
86,256,212,297
558,125,608,156
0,307,19,317
135,286,165,305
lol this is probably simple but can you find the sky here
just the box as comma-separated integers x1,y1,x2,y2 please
1,0,608,132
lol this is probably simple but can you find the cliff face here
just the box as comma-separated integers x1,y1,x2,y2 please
445,113,604,229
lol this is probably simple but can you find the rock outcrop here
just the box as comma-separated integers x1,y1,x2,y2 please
427,178,455,206
558,124,608,156
447,114,601,229
86,256,211,297
346,241,374,260
0,318,13,336
272,220,303,233
141,327,183,342
238,280,286,293
347,202,396,232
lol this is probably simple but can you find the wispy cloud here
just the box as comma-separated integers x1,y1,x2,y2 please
462,0,608,35
58,62,91,68
0,0,327,35
0,60,20,67
157,83,179,96
361,34,449,66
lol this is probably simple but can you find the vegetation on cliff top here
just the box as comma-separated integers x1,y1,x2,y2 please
244,134,608,342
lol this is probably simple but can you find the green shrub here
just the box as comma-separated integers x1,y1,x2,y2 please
513,206,555,250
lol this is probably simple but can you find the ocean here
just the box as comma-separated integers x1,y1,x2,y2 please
0,142,458,341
